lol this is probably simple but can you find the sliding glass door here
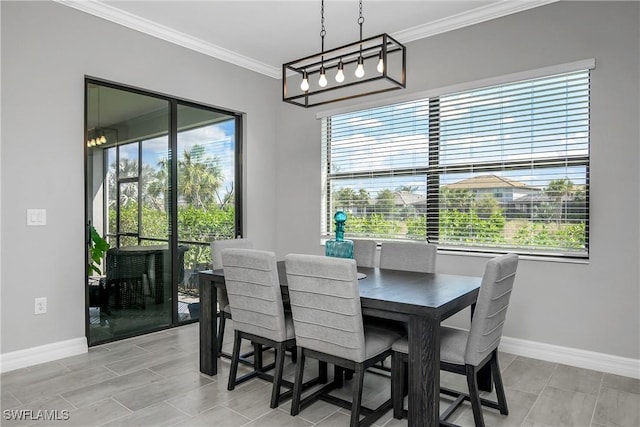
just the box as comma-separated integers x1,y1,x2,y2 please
86,80,241,345
175,104,240,321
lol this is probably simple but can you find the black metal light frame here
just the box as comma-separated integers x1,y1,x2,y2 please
283,33,406,108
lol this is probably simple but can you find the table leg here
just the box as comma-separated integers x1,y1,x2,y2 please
408,315,440,427
199,274,218,376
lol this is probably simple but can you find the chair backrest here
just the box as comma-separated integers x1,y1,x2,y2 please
379,241,437,273
211,239,254,309
105,248,148,281
221,248,288,342
465,253,519,366
352,239,377,268
285,254,366,362
211,238,254,270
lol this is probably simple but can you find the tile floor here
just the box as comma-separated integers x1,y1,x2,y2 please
1,323,638,427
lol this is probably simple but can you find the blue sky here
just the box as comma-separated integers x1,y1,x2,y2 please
116,120,236,196
327,71,589,197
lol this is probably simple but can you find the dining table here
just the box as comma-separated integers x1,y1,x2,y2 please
198,261,487,426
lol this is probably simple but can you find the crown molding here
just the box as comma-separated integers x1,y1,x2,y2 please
54,0,558,80
53,0,281,79
393,0,559,43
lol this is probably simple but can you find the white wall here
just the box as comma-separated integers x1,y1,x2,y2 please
275,1,640,360
0,1,279,354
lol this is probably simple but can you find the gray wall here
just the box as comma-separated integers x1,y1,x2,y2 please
1,1,638,362
0,1,279,353
275,1,640,359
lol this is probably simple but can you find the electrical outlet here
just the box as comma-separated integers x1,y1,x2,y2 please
35,297,47,315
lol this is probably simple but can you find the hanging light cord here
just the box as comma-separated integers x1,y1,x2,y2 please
320,0,326,55
358,0,364,46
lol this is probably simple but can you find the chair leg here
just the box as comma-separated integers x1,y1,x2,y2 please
253,342,263,370
291,348,306,416
490,350,509,415
227,330,242,391
217,314,227,356
270,342,286,408
391,352,405,419
466,365,485,427
350,364,365,427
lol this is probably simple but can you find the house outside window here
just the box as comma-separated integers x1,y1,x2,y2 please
321,68,590,258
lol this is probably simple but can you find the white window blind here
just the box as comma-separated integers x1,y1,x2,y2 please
322,70,590,257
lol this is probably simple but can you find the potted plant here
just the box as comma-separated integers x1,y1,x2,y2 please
88,225,110,275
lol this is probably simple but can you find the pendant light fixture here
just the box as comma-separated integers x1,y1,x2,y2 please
283,0,406,108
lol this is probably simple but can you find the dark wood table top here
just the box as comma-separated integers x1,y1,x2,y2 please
200,261,480,319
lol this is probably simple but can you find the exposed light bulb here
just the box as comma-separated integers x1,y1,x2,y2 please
335,60,345,83
377,52,384,73
99,135,107,144
355,57,365,78
300,72,310,91
318,67,327,87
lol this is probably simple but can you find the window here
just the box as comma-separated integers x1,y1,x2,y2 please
322,69,590,257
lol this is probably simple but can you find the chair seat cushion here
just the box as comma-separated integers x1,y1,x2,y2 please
391,326,469,365
364,325,403,359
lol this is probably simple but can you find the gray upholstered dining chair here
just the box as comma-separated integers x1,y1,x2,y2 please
391,253,519,427
285,254,402,427
351,239,377,268
211,238,254,355
221,248,294,408
379,241,437,273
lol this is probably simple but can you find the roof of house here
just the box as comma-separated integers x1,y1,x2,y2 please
395,191,426,206
446,175,540,191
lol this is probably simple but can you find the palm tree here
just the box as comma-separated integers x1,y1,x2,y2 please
178,144,223,210
545,178,574,223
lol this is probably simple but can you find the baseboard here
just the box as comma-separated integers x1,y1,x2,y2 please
0,337,88,373
1,334,637,379
500,336,640,379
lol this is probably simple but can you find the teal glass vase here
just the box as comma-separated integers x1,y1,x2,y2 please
325,211,354,259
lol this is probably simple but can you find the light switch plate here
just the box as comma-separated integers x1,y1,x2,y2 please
26,209,46,226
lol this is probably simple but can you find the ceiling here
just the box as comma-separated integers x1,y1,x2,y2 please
59,0,556,78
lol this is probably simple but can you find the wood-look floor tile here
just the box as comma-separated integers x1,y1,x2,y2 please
104,347,191,375
244,408,314,426
147,352,200,379
313,410,352,426
548,364,603,395
592,387,640,427
10,366,117,405
3,323,637,427
177,404,251,427
100,401,190,427
61,368,164,408
1,390,22,410
502,357,557,395
1,362,72,389
453,388,538,427
112,370,213,412
166,373,264,417
223,381,274,420
525,386,597,427
61,344,150,372
601,373,640,395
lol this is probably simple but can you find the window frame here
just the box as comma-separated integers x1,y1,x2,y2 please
321,61,593,259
